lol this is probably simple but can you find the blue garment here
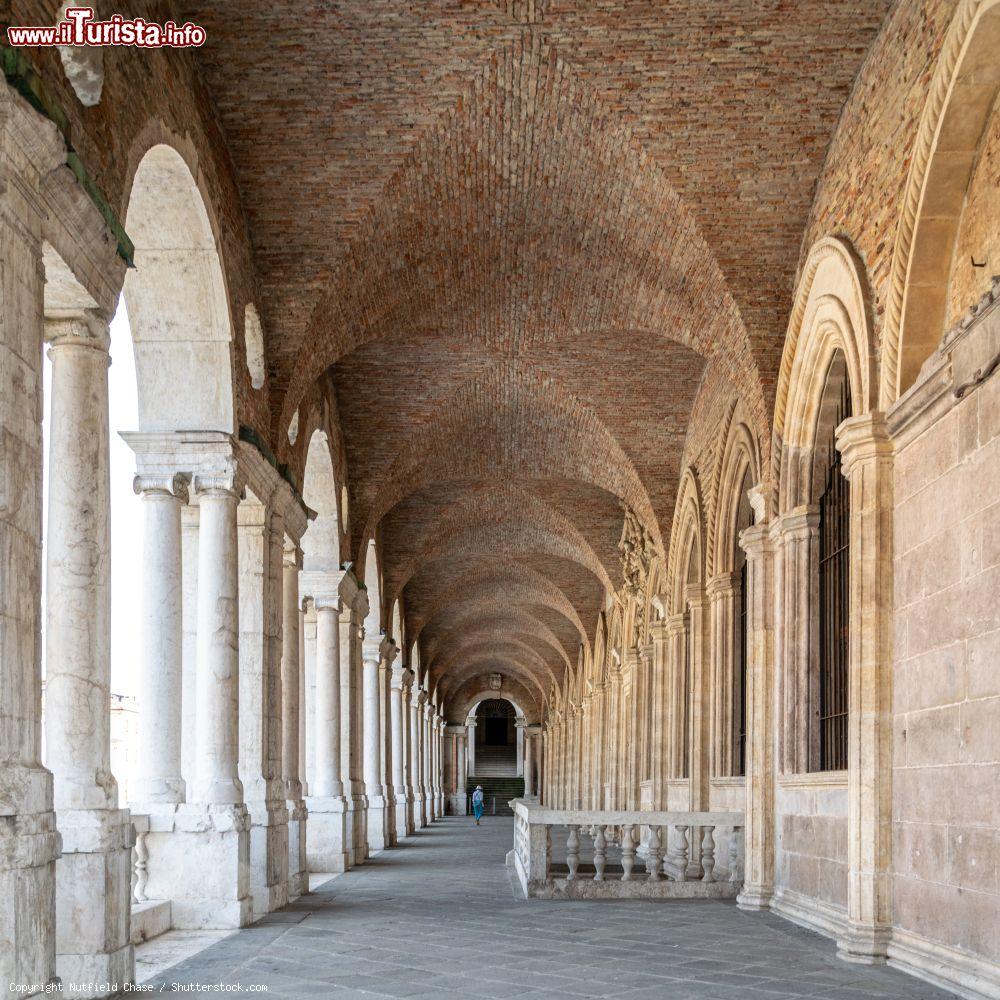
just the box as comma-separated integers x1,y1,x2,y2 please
472,788,484,819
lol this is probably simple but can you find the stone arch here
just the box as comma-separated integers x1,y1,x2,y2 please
122,142,235,433
667,468,706,615
711,406,761,577
880,0,1000,405
300,429,340,573
448,676,540,726
363,539,382,636
774,236,874,513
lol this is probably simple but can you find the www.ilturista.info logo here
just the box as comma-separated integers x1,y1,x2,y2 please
7,6,206,48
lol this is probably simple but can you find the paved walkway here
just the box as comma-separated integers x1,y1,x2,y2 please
145,817,952,999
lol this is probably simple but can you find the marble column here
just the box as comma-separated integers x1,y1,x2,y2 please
737,517,776,912
454,730,468,814
410,690,425,828
379,640,399,846
362,641,387,850
305,589,350,872
45,310,133,992
132,474,187,805
837,415,894,964
436,715,446,817
390,664,412,839
0,93,63,996
399,669,415,833
237,501,288,919
421,699,433,823
516,720,526,777
337,572,368,864
180,503,200,792
282,543,308,897
524,730,534,798
177,472,252,927
466,718,477,778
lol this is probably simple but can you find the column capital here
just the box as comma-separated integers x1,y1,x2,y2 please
44,308,110,351
133,472,189,503
445,724,466,736
415,689,428,707
706,572,739,598
515,719,527,730
465,717,477,727
836,412,893,478
665,611,687,636
379,637,399,664
337,569,369,620
773,504,819,542
740,521,774,560
283,539,303,570
390,664,412,690
301,570,344,611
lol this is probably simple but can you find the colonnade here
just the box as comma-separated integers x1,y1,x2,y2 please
0,89,445,994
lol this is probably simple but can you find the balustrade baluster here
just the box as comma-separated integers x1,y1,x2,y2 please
729,824,743,884
133,829,149,903
620,825,635,881
701,826,716,883
593,826,607,881
646,825,661,881
675,826,689,881
566,825,580,881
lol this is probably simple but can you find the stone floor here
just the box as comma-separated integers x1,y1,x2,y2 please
143,817,955,999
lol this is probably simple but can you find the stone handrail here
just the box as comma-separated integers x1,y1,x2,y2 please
509,798,744,900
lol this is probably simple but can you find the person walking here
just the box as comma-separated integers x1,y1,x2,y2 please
472,784,485,825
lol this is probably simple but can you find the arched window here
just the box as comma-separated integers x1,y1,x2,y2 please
816,363,851,771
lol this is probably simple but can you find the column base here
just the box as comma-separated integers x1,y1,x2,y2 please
141,803,252,929
411,792,425,829
838,923,891,965
0,795,60,997
305,796,350,872
54,808,134,996
287,799,308,898
395,793,412,839
737,884,775,912
345,792,368,865
448,793,467,816
366,794,388,852
244,798,289,919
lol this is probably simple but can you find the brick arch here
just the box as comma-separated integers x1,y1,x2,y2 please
277,33,765,446
435,651,550,707
384,483,615,603
430,636,557,694
355,361,660,559
446,675,541,727
422,605,574,676
407,563,587,648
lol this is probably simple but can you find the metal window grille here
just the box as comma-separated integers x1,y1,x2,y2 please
818,376,851,772
736,556,748,777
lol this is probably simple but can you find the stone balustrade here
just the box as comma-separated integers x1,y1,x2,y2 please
509,799,744,900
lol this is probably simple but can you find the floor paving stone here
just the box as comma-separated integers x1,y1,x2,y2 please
142,817,955,998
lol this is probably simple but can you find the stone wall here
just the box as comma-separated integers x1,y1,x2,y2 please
887,286,1000,989
774,781,848,922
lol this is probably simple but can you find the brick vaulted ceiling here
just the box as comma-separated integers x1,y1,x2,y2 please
184,0,891,707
